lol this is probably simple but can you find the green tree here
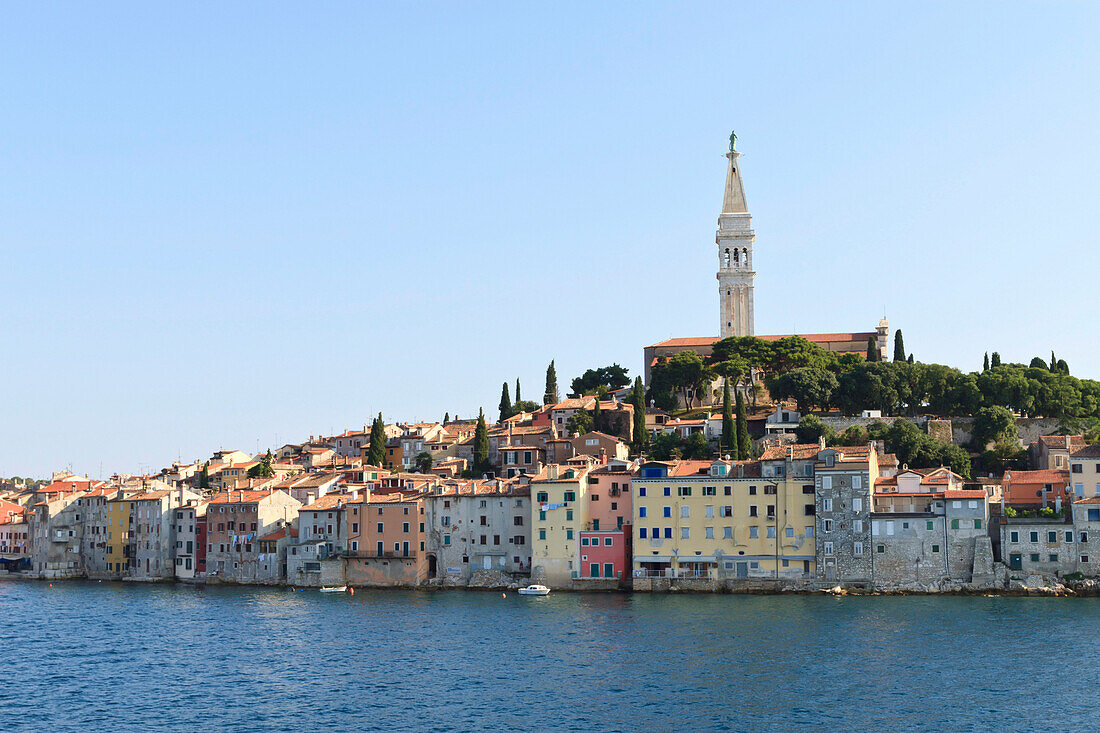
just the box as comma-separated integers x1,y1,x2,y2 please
248,450,275,479
866,336,879,362
199,461,210,491
499,381,513,422
721,380,735,456
833,425,869,447
367,413,387,467
513,400,539,413
990,352,1002,368
631,376,648,453
566,410,592,436
1030,357,1048,369
735,390,751,460
414,451,433,474
893,330,906,362
592,399,604,432
472,409,492,475
569,364,631,396
682,431,712,460
444,412,450,424
515,379,521,404
983,352,990,372
970,406,1018,452
795,414,835,445
1051,351,1057,372
543,361,559,405
649,351,713,409
649,432,683,461
907,354,914,364
768,367,838,413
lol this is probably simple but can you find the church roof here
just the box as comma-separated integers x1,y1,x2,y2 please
648,332,878,349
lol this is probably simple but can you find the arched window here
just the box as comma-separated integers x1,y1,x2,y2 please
723,248,731,268
733,249,740,265
742,248,748,266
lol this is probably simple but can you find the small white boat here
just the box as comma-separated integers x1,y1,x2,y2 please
517,584,551,596
319,585,348,593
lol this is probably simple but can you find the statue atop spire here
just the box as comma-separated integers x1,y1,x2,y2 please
728,130,737,152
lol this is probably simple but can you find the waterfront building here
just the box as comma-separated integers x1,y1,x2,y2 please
78,485,120,578
423,479,531,583
288,493,351,585
173,501,207,580
1001,517,1078,576
29,485,88,579
129,485,202,581
0,499,29,565
530,463,593,587
586,459,635,533
206,489,302,583
631,456,816,582
344,493,428,585
871,469,994,586
814,445,878,584
578,529,627,584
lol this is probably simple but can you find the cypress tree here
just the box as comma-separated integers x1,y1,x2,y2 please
631,376,648,453
199,461,210,491
721,379,735,457
866,337,879,362
991,352,1002,368
591,399,602,434
983,352,990,372
735,390,751,460
515,378,521,404
907,353,914,364
367,413,387,467
499,381,512,422
473,409,491,476
893,330,906,362
1050,351,1058,372
543,360,559,405
444,412,450,424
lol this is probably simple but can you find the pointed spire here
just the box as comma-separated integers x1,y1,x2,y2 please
721,147,748,215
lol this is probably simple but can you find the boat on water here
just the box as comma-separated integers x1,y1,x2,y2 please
517,584,551,596
319,586,348,593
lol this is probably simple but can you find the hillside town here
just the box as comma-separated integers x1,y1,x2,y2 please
5,136,1100,595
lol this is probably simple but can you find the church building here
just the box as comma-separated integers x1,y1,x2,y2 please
644,133,889,388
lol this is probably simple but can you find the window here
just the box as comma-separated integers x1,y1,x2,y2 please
444,536,451,546
766,526,775,538
663,527,672,539
1065,531,1074,543
724,486,732,496
403,522,410,533
806,526,814,538
802,485,815,494
581,537,589,546
749,526,758,539
951,519,959,530
1029,552,1040,562
1010,531,1019,543
703,486,716,496
853,541,863,556
639,528,648,539
823,541,834,555
877,544,885,554
663,487,671,497
566,510,573,521
853,519,863,533
638,487,647,497
804,504,815,516
822,476,832,490
1082,532,1089,543
1030,531,1039,543
823,519,833,532
538,529,546,540
1049,553,1059,562
748,486,757,495
604,562,614,578
852,476,862,489
823,499,833,512
749,505,758,517
932,545,940,553
677,486,692,497
680,506,690,518
852,497,863,513
1048,531,1057,543
723,526,733,539
705,527,714,539
604,537,612,546
564,491,576,502
1083,555,1090,563
681,527,690,539
1073,464,1083,473
705,505,714,518
975,519,983,529
639,507,647,519
514,516,523,526
566,529,574,540
663,506,671,518
536,492,548,503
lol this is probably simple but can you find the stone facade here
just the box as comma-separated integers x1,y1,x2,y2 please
814,448,875,584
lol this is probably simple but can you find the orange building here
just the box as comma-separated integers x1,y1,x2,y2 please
345,493,427,586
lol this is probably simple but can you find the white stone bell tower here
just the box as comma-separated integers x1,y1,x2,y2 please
716,132,755,339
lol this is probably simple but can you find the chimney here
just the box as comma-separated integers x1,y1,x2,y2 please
549,465,559,481
818,436,826,450
306,495,315,505
350,489,359,501
1065,435,1071,450
598,447,607,464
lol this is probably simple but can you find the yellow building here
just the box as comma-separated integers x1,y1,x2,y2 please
530,462,593,588
105,498,133,577
632,456,817,581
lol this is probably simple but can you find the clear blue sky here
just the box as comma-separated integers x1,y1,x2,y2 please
3,3,1099,478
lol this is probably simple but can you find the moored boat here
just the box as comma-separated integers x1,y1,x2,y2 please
517,584,550,596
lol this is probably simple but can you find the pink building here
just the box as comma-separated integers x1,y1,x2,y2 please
578,530,627,582
585,461,636,532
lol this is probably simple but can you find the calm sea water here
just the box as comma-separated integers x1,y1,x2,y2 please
1,581,1096,732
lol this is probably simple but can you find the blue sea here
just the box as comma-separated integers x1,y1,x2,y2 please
1,581,1096,731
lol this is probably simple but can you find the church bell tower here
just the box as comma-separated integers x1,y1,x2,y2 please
716,132,755,339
